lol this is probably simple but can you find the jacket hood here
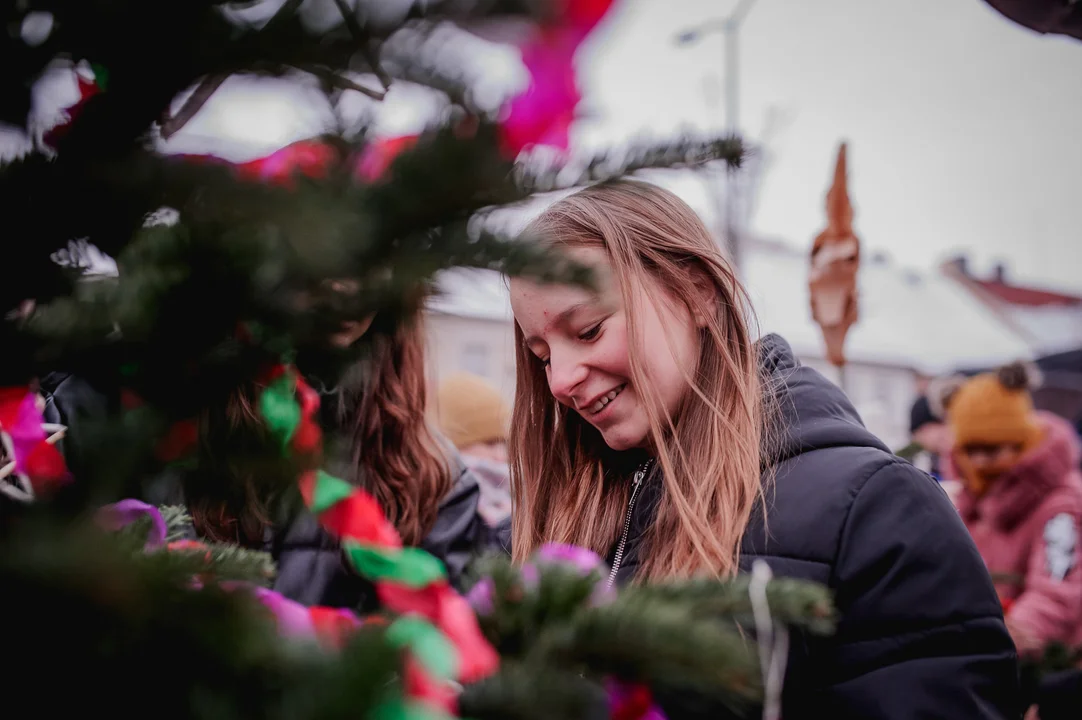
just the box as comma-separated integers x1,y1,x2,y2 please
759,334,888,466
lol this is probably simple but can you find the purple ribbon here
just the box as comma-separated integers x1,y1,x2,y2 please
97,499,167,550
467,542,613,616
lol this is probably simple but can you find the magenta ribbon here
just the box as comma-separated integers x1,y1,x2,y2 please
97,499,168,549
8,393,47,475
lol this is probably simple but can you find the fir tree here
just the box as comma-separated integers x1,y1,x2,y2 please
0,2,830,718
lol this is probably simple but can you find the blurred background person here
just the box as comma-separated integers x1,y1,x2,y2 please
936,361,1082,718
435,372,512,528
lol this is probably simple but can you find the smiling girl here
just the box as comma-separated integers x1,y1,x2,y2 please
507,180,1020,718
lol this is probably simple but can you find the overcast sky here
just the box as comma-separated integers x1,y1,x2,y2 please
574,0,1082,292
8,0,1082,292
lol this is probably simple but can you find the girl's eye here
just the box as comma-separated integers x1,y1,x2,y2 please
579,321,603,341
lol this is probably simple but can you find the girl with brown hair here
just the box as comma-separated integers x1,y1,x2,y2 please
162,315,503,611
507,180,1020,718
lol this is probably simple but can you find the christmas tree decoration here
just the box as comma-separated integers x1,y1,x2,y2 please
178,138,340,188
808,142,861,368
0,386,69,502
499,0,616,156
97,498,168,549
607,680,665,720
460,547,835,719
30,60,104,153
101,499,363,648
255,365,499,703
355,134,421,182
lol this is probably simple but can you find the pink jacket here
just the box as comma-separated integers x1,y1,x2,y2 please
948,412,1082,648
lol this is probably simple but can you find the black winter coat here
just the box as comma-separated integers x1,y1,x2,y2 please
38,372,509,613
609,335,1022,719
146,455,504,612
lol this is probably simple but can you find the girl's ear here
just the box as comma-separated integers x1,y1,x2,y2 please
688,264,716,328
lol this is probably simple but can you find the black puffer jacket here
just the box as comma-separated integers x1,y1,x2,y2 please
147,453,503,611
39,372,509,612
610,335,1021,719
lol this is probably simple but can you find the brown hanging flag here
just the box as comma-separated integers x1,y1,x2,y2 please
809,142,861,367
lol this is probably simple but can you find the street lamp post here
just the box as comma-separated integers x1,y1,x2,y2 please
675,0,760,276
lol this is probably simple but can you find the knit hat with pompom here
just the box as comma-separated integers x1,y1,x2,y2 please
938,361,1043,451
435,372,510,451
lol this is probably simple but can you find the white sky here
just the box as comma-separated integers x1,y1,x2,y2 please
574,0,1082,292
8,0,1081,294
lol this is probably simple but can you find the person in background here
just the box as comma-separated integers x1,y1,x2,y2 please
435,372,512,528
936,362,1082,719
906,394,951,478
148,316,505,611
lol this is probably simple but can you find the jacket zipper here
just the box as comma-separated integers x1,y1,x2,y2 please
606,459,654,590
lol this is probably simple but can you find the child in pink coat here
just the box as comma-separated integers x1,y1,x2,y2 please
937,362,1082,653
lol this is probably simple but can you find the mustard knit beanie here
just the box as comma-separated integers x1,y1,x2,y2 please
435,372,510,451
939,362,1043,451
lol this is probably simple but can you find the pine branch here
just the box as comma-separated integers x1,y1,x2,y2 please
629,577,836,636
159,73,230,139
1,518,402,720
264,0,310,34
167,542,277,586
159,505,196,542
469,557,835,711
529,596,762,703
460,662,608,720
112,513,160,552
514,136,746,196
470,560,607,655
297,65,386,100
331,0,392,90
378,22,475,109
106,505,276,585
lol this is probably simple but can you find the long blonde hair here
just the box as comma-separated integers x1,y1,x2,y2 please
509,180,772,581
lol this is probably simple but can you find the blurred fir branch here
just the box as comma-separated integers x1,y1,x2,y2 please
148,541,277,587
103,504,277,584
460,662,608,720
465,555,837,714
0,515,403,720
514,136,746,196
632,576,837,636
0,0,551,141
161,504,197,542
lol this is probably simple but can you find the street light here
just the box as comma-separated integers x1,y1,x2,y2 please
674,0,760,276
674,0,759,133
675,29,700,45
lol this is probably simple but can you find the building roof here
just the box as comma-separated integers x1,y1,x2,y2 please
942,258,1082,354
429,240,1033,376
969,279,1082,307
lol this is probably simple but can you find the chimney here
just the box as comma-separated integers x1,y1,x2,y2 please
945,254,969,276
992,262,1007,284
